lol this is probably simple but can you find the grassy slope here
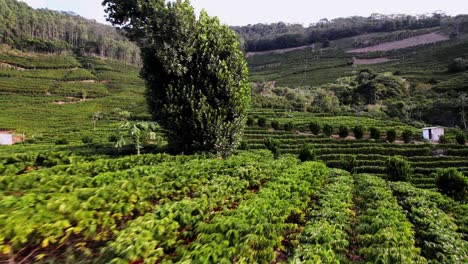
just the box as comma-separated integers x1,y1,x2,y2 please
248,32,468,88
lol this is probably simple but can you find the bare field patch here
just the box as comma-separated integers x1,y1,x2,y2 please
347,32,449,53
353,58,395,65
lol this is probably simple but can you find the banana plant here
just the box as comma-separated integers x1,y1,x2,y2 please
115,122,160,155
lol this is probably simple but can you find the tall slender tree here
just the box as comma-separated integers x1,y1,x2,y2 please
103,0,251,156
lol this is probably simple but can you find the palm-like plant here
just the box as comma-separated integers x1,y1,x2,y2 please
116,122,160,155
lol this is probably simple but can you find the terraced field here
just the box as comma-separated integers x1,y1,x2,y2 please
1,150,466,263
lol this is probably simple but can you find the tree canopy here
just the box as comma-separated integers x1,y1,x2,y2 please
0,0,139,63
103,0,251,156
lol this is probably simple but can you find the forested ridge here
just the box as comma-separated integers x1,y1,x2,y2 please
0,0,139,63
234,13,468,52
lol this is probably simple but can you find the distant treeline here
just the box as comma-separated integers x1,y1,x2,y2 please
234,13,468,52
0,0,139,64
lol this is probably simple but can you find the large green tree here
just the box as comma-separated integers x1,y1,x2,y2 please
102,0,251,156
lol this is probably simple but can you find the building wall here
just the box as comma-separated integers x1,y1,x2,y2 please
0,134,13,145
432,128,445,142
422,128,444,142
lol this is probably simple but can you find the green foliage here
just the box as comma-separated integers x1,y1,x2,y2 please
448,57,467,73
54,138,69,145
353,126,364,139
81,135,93,144
386,129,397,143
283,121,294,131
456,132,466,145
116,122,160,155
340,155,358,174
270,120,280,130
402,129,413,144
338,125,348,138
298,144,316,162
257,117,267,127
386,156,413,182
264,138,280,159
246,117,254,126
309,121,321,135
438,135,449,144
355,175,426,263
390,182,468,262
105,0,251,156
370,127,381,140
294,170,353,263
436,168,468,201
323,124,334,137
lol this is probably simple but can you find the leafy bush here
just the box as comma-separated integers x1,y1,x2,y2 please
238,141,249,150
340,155,357,174
370,127,380,140
55,138,69,145
436,168,467,201
385,156,413,182
257,117,267,127
108,134,119,143
402,129,413,144
438,135,449,144
353,126,364,140
323,124,334,137
456,132,466,145
271,120,280,130
309,121,321,135
448,57,467,73
283,122,294,131
338,126,348,138
386,129,396,143
246,117,254,126
81,136,93,144
264,138,280,159
298,144,316,162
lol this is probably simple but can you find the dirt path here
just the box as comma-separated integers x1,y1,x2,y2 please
353,58,395,65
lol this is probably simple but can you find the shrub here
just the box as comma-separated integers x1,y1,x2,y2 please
438,135,449,144
385,156,413,182
402,129,413,144
270,120,280,130
108,134,119,143
246,117,254,126
370,127,381,140
81,136,93,144
448,57,467,73
340,155,358,174
55,138,69,145
283,122,294,131
323,124,334,137
338,126,348,138
264,138,280,159
309,121,321,135
238,141,249,150
456,132,466,145
386,129,396,143
436,168,468,201
353,126,364,140
298,144,316,162
257,117,267,127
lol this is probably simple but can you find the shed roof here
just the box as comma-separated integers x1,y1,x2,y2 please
422,126,445,130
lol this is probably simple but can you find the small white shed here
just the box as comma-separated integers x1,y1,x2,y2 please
0,131,13,145
422,127,444,142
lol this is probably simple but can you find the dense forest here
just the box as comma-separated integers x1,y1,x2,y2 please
234,13,468,52
0,0,139,63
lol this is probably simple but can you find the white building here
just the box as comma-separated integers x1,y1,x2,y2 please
0,131,13,145
422,127,445,142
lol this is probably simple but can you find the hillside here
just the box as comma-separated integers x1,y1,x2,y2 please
1,5,468,264
0,0,139,63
